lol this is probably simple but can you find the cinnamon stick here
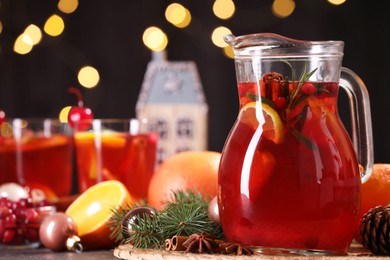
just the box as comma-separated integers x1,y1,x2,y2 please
165,239,172,251
171,235,189,251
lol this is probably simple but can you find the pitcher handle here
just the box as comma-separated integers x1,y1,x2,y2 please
339,67,373,183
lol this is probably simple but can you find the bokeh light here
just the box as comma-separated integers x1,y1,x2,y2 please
213,0,235,20
176,10,191,28
14,34,33,55
24,24,42,45
165,3,191,28
142,26,168,51
0,21,3,34
59,106,72,122
44,14,65,36
223,46,234,59
211,26,232,48
78,66,100,88
327,0,346,5
58,0,79,14
272,0,295,18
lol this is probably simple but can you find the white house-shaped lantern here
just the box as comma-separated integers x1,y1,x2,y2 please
136,54,208,164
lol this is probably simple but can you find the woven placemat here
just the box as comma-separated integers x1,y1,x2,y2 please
113,242,384,260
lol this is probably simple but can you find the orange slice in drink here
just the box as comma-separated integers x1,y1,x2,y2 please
239,102,284,144
74,132,126,179
74,132,126,147
65,180,132,250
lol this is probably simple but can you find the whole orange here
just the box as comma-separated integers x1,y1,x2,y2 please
354,164,390,243
147,151,221,210
359,164,390,220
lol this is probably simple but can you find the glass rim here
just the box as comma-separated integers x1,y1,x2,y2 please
72,118,153,135
2,118,70,128
73,118,150,126
77,118,141,123
5,118,65,122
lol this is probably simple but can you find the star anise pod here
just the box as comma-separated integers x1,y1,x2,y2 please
182,232,220,254
219,242,254,256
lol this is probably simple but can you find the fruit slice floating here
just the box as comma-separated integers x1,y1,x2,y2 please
239,102,284,144
65,180,132,249
74,132,126,180
74,132,126,147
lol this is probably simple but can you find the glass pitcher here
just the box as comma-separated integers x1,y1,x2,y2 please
218,33,373,255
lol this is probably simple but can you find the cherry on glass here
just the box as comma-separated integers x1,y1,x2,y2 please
67,87,94,130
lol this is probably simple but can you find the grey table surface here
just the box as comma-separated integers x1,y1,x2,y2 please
0,247,117,260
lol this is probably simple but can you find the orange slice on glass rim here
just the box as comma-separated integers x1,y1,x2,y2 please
239,102,284,144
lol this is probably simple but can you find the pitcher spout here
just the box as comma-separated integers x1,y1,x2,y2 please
223,34,236,47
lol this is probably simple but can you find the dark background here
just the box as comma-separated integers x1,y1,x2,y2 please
0,0,389,162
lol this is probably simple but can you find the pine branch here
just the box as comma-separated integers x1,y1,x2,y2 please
167,189,209,208
162,190,225,240
126,214,162,249
108,200,149,243
108,203,133,243
158,203,215,239
108,190,224,249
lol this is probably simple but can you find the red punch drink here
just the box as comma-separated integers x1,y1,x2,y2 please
219,33,373,255
74,119,158,201
219,76,360,253
0,119,73,198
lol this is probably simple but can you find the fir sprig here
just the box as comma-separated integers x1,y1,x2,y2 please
158,203,215,239
108,203,133,243
167,189,209,208
108,190,224,249
126,213,162,249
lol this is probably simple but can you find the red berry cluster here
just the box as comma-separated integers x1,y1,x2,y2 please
0,197,53,245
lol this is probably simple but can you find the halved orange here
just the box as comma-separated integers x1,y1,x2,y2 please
65,180,132,250
239,102,284,144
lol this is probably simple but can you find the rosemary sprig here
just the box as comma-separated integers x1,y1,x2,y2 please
282,60,295,82
290,127,318,151
286,63,318,112
283,61,318,150
246,92,274,107
246,92,259,101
